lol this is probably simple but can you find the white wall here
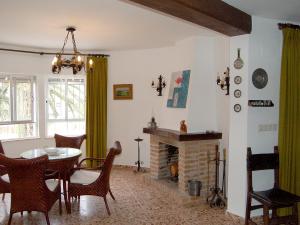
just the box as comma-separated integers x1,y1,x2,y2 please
108,36,230,167
227,16,284,217
247,16,282,193
227,34,250,217
0,36,230,188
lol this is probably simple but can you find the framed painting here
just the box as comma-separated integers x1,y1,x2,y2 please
167,70,190,108
113,84,133,100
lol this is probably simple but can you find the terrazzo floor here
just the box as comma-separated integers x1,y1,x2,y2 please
0,168,250,225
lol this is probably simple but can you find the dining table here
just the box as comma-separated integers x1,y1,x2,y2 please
20,147,82,213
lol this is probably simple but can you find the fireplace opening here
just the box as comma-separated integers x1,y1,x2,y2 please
166,145,179,182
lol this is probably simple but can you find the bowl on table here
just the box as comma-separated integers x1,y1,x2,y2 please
44,148,60,156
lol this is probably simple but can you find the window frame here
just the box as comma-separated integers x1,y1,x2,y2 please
0,74,36,126
45,75,86,137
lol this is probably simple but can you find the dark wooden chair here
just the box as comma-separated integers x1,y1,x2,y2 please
68,141,122,215
54,133,86,149
0,154,62,225
245,146,300,225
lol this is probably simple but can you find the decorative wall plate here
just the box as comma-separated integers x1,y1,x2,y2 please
234,104,241,112
234,76,242,85
234,89,241,98
252,68,268,89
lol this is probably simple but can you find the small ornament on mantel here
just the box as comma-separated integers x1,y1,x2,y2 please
148,117,157,130
180,120,187,133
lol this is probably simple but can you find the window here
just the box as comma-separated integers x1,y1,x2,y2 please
46,77,85,136
0,75,37,140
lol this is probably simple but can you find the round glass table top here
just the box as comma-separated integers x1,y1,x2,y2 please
20,147,82,160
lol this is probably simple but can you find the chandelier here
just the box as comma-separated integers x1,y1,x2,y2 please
52,27,85,75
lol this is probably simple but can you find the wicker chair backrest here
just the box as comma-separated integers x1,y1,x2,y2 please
54,133,86,149
0,140,4,154
96,141,122,192
0,154,50,212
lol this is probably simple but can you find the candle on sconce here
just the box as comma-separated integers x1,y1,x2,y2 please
216,67,230,95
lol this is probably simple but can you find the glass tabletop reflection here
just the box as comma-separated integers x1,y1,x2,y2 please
20,147,82,160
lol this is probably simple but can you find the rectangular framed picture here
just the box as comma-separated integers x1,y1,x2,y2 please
113,84,133,100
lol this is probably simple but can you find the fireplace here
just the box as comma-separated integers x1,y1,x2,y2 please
144,127,222,200
158,144,179,182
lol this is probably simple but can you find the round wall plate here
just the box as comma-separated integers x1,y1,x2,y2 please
234,104,241,112
234,89,242,98
234,76,242,85
252,68,268,89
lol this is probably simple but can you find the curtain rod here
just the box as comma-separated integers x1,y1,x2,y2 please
0,47,110,57
278,23,300,30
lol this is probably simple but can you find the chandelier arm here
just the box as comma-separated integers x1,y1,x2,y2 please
71,31,78,53
60,31,70,54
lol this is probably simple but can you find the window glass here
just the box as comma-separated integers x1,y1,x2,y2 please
0,78,10,122
46,77,85,137
16,79,33,121
48,79,66,120
0,75,37,140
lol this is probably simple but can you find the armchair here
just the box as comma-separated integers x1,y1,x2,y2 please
68,141,122,215
0,154,62,225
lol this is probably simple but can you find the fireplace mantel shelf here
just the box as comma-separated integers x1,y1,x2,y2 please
143,127,222,142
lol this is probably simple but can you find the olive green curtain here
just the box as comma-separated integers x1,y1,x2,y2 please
278,28,300,214
86,56,108,167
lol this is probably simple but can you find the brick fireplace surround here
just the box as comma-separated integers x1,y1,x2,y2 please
143,128,222,200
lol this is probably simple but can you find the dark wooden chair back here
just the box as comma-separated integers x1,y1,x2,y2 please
54,134,86,149
247,146,279,191
0,154,50,212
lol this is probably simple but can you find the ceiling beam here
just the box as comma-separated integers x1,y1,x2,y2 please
126,0,252,36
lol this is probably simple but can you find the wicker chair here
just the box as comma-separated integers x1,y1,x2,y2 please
54,134,86,149
0,140,9,201
0,154,62,225
0,140,4,155
68,141,122,215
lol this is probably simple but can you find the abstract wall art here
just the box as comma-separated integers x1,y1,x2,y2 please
167,70,190,108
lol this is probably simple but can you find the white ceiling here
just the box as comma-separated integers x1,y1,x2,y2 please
1,0,299,51
223,0,300,23
0,0,217,51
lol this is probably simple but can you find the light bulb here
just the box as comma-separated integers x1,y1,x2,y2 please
52,56,58,65
89,59,93,67
77,55,82,62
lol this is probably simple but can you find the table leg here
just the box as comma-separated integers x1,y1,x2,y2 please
62,178,71,214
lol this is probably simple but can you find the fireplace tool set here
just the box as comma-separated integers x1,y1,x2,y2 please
206,146,227,208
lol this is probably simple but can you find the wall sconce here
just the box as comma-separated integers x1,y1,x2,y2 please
152,75,166,96
216,67,230,95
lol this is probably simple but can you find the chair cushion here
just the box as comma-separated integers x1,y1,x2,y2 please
70,170,100,185
1,174,9,183
45,179,59,191
252,188,300,207
1,175,57,191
